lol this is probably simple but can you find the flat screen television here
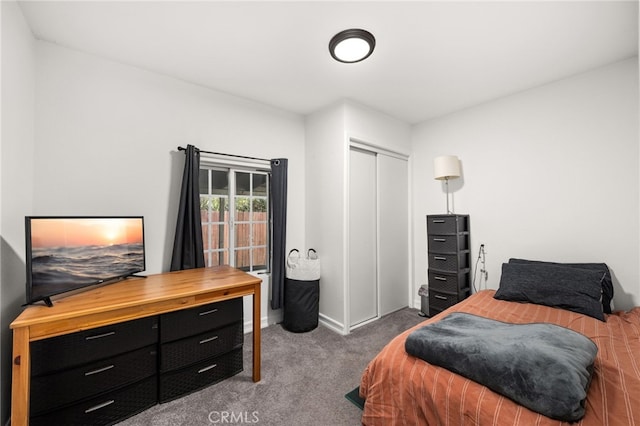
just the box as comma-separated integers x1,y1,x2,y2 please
25,216,146,306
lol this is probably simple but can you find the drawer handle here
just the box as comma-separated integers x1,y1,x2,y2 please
199,336,219,344
84,400,115,413
432,219,446,223
434,256,447,261
433,238,447,242
198,363,218,374
85,331,115,341
434,276,447,281
85,365,114,376
199,308,219,316
434,295,448,301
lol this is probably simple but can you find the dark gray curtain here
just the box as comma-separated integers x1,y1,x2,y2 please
270,158,288,309
170,144,205,271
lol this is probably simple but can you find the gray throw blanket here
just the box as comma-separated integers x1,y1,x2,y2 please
405,313,597,422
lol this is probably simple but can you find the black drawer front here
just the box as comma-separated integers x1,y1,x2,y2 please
159,347,243,403
160,298,242,343
427,234,468,254
428,270,469,293
160,321,243,372
31,316,158,376
30,345,157,416
427,252,469,272
30,376,157,426
429,290,467,314
427,215,469,235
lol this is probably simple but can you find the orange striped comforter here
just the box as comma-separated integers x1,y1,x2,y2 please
360,290,640,426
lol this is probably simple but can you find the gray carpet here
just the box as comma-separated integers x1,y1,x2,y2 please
117,307,424,426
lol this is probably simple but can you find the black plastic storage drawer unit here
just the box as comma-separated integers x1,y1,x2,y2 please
29,316,159,425
426,214,471,316
158,298,243,402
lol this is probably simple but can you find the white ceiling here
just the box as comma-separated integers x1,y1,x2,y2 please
18,1,639,124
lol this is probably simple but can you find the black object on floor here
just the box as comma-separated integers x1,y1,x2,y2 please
345,386,365,410
283,278,320,332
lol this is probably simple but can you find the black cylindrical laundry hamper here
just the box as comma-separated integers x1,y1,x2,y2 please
283,278,320,332
283,249,321,333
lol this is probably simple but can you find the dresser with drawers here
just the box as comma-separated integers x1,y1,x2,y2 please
426,214,471,316
27,297,245,424
10,266,262,426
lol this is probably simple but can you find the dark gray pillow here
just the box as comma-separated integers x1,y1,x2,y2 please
494,262,605,321
509,258,613,314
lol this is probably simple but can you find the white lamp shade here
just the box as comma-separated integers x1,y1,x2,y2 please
434,155,461,180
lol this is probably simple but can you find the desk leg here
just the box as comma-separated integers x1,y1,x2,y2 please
252,283,261,382
11,327,30,426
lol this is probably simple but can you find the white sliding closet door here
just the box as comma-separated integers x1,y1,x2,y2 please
349,147,378,327
378,154,409,316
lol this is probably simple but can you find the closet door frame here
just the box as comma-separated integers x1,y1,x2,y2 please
346,138,411,332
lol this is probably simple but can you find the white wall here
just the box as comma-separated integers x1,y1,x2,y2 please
0,1,37,422
305,101,411,333
344,100,411,154
305,103,347,329
31,41,306,326
412,58,639,311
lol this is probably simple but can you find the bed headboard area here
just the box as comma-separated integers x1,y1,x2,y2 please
494,258,613,321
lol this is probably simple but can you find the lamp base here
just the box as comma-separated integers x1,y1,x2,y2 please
445,178,454,214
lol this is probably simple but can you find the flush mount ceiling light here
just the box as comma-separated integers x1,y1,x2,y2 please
329,29,376,63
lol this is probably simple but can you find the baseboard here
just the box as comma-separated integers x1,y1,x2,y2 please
243,315,271,334
349,316,379,331
318,313,348,335
413,297,421,310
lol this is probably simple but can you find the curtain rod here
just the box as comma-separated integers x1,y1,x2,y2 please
178,146,270,163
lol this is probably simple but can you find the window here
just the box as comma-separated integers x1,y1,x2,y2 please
199,166,269,272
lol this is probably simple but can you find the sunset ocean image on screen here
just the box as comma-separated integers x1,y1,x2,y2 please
30,218,144,299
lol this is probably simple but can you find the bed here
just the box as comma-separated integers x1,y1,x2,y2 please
359,260,640,426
